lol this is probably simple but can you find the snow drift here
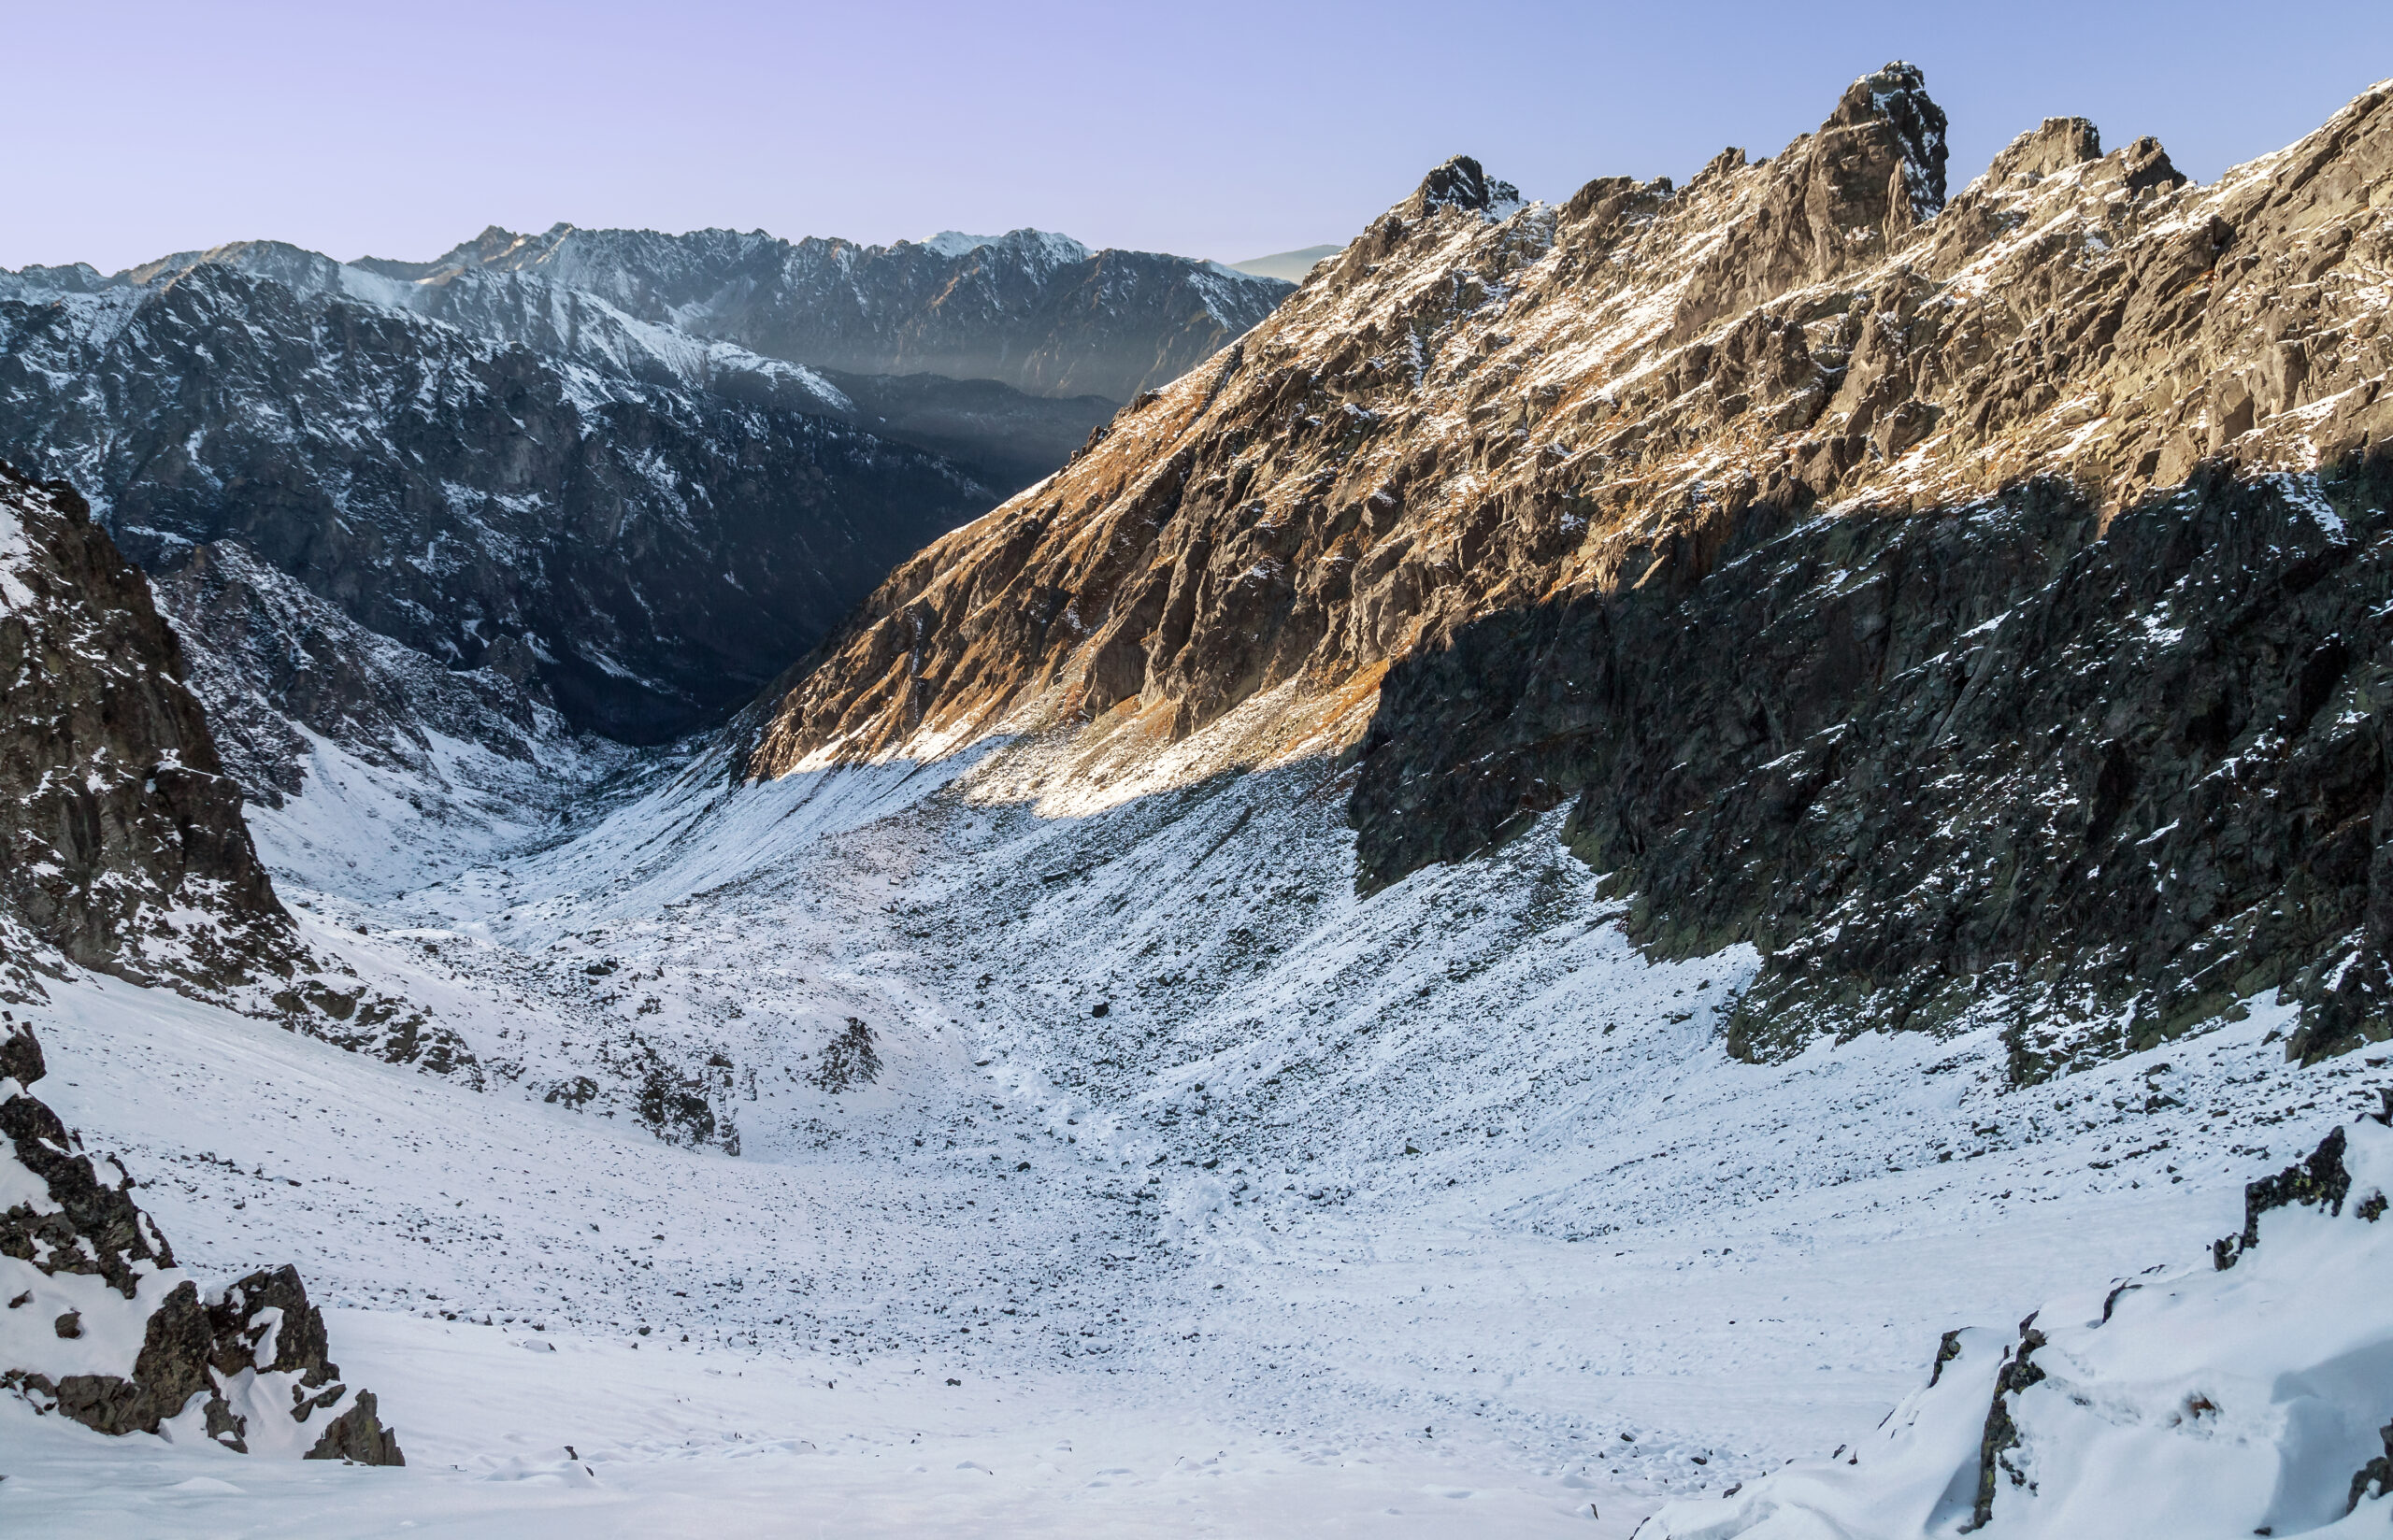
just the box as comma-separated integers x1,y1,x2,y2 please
1636,1108,2393,1539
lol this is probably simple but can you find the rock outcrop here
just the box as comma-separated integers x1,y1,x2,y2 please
0,463,299,1002
0,463,475,1071
745,66,2393,1068
0,1021,403,1462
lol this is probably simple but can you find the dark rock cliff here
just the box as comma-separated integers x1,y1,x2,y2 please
0,463,299,1001
1353,462,2393,1076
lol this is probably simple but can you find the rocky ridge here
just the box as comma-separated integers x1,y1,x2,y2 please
746,65,2393,1070
7,241,1121,499
0,1020,402,1462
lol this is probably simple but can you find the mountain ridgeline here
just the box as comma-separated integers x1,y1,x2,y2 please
349,222,1292,404
747,64,2393,1075
0,224,1288,746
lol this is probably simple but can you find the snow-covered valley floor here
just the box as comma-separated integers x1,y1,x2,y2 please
6,720,2387,1536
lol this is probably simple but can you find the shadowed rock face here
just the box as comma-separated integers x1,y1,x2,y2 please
747,65,2393,1067
0,463,298,1001
0,1022,403,1462
0,464,476,1072
1354,462,2393,1076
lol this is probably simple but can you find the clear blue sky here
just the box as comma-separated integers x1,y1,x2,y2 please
7,0,2390,273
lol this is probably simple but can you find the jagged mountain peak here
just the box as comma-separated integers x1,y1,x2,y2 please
351,221,575,283
1986,114,2105,180
1824,59,1949,216
920,227,1093,264
1404,155,1522,218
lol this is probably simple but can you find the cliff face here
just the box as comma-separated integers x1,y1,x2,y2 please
0,463,298,1002
0,464,472,1072
746,67,2393,1070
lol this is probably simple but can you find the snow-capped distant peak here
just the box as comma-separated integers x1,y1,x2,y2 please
923,229,1093,266
924,231,1003,257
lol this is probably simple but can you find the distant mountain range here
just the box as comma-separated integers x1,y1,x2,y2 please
0,222,1294,745
345,221,1288,403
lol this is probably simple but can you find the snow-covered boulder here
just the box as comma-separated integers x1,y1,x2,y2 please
1636,1108,2393,1538
0,1020,402,1462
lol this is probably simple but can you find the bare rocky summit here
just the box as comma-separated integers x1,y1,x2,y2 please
747,65,2393,1072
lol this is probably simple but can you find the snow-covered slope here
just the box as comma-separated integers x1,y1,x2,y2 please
1638,1115,2393,1539
5,700,2384,1532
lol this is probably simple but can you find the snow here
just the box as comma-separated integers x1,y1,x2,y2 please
0,494,37,613
6,709,2387,1532
1638,1119,2393,1538
2270,471,2350,538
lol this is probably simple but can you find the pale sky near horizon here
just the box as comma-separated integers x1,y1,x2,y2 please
7,0,2391,274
